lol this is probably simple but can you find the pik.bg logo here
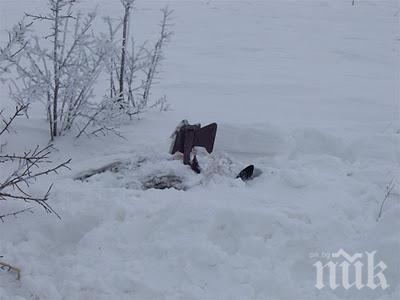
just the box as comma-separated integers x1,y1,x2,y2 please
313,249,389,290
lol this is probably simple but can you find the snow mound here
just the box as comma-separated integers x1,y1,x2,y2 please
215,123,292,157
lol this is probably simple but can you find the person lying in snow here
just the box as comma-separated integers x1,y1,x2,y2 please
169,120,256,181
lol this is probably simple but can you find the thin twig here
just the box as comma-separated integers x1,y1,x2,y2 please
376,178,396,222
0,261,21,280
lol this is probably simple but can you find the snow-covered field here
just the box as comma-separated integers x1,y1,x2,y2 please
1,0,399,299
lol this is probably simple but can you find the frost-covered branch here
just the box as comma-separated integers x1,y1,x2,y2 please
0,105,26,136
117,0,135,106
75,99,125,139
142,7,173,107
0,104,71,221
0,20,31,75
105,4,173,117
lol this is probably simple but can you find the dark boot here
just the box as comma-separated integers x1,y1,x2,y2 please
237,165,254,181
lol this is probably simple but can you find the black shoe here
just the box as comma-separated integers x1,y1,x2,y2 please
237,165,254,181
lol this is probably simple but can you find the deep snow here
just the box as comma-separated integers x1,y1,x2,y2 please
0,0,399,299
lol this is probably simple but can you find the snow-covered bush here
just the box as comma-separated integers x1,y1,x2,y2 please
1,0,111,140
104,3,173,117
1,0,173,140
0,23,70,222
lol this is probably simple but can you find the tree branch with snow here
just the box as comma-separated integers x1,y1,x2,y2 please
0,104,71,222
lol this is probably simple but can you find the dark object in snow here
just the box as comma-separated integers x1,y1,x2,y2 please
170,120,217,165
237,165,255,181
142,174,186,190
0,261,20,281
190,155,201,174
74,161,126,181
170,120,260,180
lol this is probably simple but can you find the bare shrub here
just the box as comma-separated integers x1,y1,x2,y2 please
105,4,173,117
0,104,71,221
2,1,113,140
1,0,173,140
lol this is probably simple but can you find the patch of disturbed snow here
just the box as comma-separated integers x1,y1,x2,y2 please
0,120,399,300
72,151,244,191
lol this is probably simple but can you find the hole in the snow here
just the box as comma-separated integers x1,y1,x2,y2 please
74,158,189,191
141,174,186,191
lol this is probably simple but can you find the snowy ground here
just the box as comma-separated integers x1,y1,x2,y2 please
1,0,399,299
